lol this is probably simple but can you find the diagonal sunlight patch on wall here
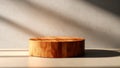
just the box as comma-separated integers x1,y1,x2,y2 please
0,16,41,37
0,0,120,49
27,0,120,49
0,16,42,49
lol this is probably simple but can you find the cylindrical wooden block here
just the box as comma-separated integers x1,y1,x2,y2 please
29,36,85,58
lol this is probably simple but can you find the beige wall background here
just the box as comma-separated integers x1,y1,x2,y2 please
0,0,120,49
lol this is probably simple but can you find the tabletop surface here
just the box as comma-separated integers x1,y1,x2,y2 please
0,48,120,68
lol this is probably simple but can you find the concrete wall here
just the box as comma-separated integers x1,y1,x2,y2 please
0,0,120,49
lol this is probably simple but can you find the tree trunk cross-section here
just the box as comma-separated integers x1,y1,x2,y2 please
29,36,85,58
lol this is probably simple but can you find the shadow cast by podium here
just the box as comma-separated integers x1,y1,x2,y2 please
84,49,120,58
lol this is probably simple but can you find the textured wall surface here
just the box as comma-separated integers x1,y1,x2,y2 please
0,0,120,49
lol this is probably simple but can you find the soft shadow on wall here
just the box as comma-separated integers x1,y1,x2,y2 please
25,0,120,48
0,16,41,37
0,0,120,49
85,0,120,17
0,16,42,49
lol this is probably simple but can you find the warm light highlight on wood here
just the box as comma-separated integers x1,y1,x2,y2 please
29,36,85,58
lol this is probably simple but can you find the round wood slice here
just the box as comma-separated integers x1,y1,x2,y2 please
29,36,85,58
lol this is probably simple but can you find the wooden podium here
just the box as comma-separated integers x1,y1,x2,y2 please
29,37,85,58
